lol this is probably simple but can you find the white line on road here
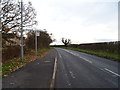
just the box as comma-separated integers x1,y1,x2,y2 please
69,71,76,78
59,53,62,58
59,56,72,87
79,57,92,64
53,57,57,79
104,68,120,77
62,49,92,64
67,81,71,86
50,57,57,89
10,82,15,85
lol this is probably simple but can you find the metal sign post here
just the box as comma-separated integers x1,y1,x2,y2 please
35,31,40,56
20,0,24,61
35,31,37,56
23,29,40,56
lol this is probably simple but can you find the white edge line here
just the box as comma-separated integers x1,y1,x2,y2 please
50,57,57,89
104,68,120,77
53,57,57,79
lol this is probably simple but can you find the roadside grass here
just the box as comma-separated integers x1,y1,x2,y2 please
37,48,50,56
0,48,7,50
60,47,120,61
2,48,50,78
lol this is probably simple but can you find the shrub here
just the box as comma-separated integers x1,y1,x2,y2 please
25,31,52,49
2,46,20,62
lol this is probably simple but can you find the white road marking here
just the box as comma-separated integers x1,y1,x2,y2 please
10,82,14,85
99,68,104,71
59,54,72,87
53,57,57,80
59,53,62,58
62,49,92,64
67,81,71,86
69,71,76,78
50,57,57,89
104,68,120,77
79,57,92,64
61,63,71,86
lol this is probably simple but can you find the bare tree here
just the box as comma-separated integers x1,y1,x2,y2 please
1,0,37,47
1,0,37,32
62,38,71,47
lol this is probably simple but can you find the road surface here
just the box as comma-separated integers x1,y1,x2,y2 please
55,48,120,88
2,48,120,89
2,49,57,88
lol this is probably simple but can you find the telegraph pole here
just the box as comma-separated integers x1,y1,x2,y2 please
20,0,24,61
35,30,37,56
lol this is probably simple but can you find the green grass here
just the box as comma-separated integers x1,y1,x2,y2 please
60,47,120,61
37,48,50,55
2,59,22,77
0,48,7,50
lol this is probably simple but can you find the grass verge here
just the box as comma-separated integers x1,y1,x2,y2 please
60,47,120,61
2,48,50,78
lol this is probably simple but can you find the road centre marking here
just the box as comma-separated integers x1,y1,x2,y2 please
69,71,76,78
104,68,120,77
79,57,92,64
59,53,62,58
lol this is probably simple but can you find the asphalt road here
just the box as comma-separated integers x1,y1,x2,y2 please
2,49,57,88
55,48,120,88
2,48,120,89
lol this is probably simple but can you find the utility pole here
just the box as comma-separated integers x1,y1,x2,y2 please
35,30,37,56
20,0,24,61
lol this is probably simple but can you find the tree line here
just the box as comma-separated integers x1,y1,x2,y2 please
1,0,53,49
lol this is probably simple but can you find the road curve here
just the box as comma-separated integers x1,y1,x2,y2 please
55,48,120,88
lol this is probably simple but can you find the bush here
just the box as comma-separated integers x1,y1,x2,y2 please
2,46,20,62
69,41,119,54
25,31,52,49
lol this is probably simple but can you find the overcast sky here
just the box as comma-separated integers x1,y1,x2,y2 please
25,0,119,45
